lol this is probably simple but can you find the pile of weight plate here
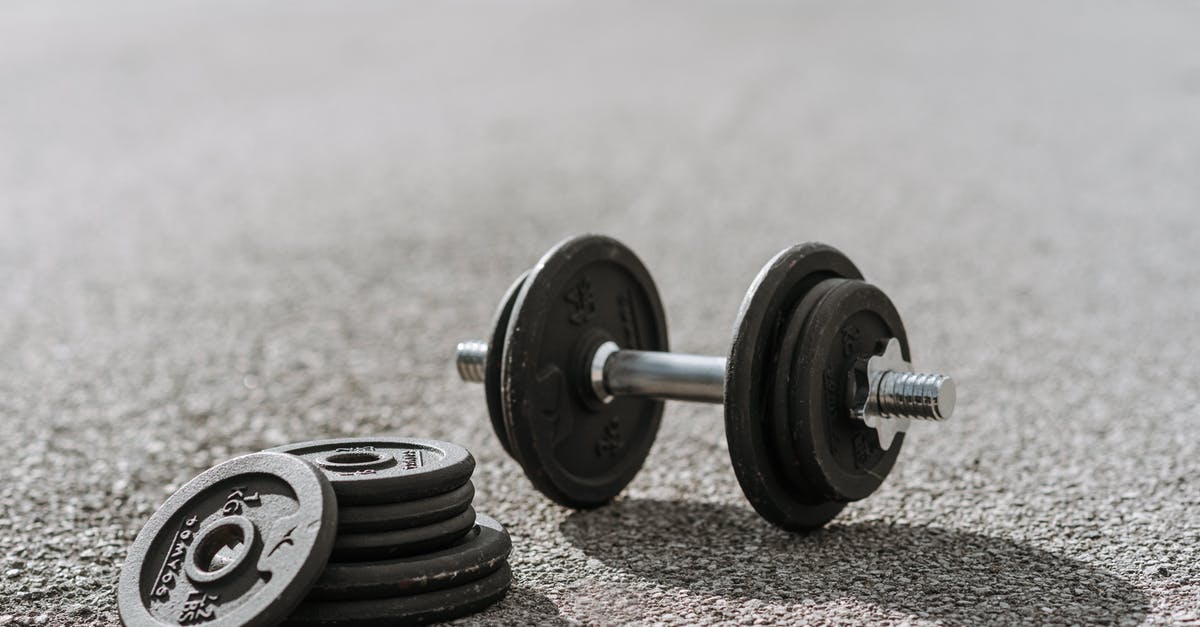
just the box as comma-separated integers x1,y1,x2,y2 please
117,438,512,626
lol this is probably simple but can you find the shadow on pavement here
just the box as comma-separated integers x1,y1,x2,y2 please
560,498,1149,625
471,585,570,625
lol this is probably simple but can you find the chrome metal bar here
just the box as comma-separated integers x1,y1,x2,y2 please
603,348,726,403
454,338,954,424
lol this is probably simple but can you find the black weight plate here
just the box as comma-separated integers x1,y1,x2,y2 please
768,278,846,492
268,438,474,506
310,514,511,601
502,234,669,508
118,452,338,627
330,507,476,562
789,278,908,502
337,481,475,534
725,243,863,532
485,271,528,458
285,562,512,626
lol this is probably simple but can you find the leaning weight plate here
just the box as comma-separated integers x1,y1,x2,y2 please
267,438,474,506
502,234,669,508
330,507,476,562
285,562,512,626
725,243,863,531
310,514,512,601
118,452,337,627
337,481,475,534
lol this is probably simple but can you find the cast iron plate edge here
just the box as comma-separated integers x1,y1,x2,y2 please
337,481,475,534
486,271,529,458
330,506,476,562
310,514,512,600
284,562,512,625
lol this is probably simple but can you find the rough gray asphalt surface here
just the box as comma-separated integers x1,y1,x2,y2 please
2,1,1198,624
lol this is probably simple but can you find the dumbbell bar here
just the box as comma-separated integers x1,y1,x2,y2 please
453,234,956,531
457,341,953,424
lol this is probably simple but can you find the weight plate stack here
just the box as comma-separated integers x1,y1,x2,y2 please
268,437,514,626
118,439,511,626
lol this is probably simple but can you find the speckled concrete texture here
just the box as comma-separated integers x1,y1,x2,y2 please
1,1,1197,624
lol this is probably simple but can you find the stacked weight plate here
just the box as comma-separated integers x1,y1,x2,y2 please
268,438,513,625
117,438,511,627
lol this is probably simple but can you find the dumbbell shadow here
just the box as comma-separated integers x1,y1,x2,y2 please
559,499,1149,625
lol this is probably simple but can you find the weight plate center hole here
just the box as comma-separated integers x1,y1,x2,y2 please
324,452,384,465
185,515,256,584
198,525,245,572
316,449,397,472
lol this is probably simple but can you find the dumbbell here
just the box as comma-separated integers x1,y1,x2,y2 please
454,234,955,531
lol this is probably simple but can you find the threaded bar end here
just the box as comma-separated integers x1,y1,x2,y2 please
876,372,955,421
455,340,488,383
